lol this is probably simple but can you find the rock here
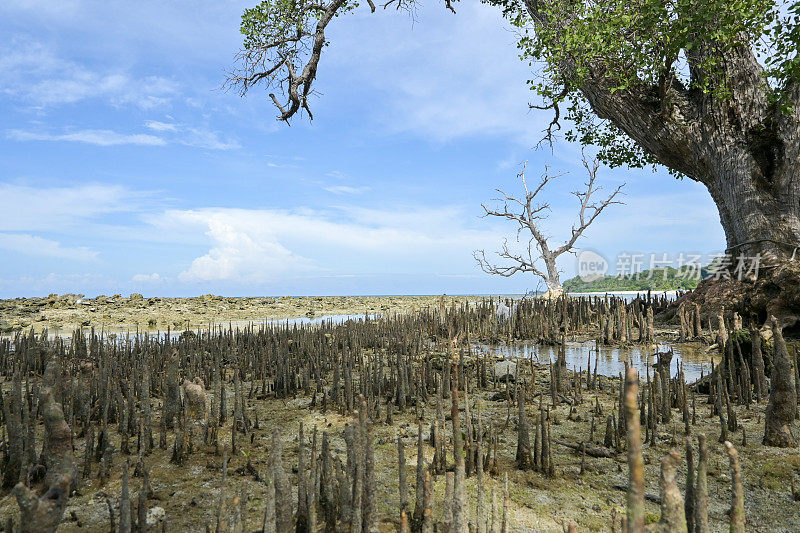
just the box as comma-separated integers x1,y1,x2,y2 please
493,360,517,381
146,506,166,527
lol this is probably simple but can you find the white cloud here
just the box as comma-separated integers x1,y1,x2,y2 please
145,120,179,132
0,233,98,261
7,128,167,146
176,215,314,282
323,185,370,195
0,182,138,232
177,127,240,151
132,272,163,283
496,154,524,171
0,41,179,109
7,124,239,150
148,205,502,283
144,119,240,149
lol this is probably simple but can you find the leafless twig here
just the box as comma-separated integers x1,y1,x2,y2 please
474,153,624,293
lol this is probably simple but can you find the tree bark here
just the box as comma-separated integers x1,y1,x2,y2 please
521,0,800,265
703,152,800,261
543,254,562,295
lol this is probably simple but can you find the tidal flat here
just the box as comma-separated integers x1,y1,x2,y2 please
0,296,798,532
0,294,480,335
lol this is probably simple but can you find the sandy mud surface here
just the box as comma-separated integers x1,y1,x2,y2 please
0,294,479,335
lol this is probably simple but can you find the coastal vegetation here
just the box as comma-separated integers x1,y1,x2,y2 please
563,267,705,293
2,295,798,531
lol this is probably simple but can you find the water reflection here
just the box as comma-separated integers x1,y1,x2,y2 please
476,340,709,382
231,313,379,329
20,313,380,341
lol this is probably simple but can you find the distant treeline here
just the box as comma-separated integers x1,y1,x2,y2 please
563,266,704,292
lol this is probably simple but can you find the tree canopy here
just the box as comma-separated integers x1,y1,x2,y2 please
230,0,800,175
502,0,800,173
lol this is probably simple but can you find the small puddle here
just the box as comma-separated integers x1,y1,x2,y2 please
4,313,381,341
224,313,380,329
476,340,710,382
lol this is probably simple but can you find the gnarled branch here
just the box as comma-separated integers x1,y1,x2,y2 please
553,155,624,257
229,0,449,121
226,0,348,122
475,153,623,291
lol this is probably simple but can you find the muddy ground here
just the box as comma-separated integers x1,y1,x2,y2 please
0,294,480,335
1,346,798,532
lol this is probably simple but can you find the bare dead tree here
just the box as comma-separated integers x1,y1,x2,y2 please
474,154,623,295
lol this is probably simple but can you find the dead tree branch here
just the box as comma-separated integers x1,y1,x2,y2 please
227,0,437,121
474,153,623,293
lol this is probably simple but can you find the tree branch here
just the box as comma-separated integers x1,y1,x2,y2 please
476,155,623,290
227,0,347,122
230,0,446,121
474,244,547,279
554,153,624,256
529,82,569,147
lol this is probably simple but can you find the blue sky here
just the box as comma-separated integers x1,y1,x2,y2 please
0,0,725,297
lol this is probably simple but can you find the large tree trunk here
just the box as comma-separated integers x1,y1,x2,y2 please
570,38,800,316
531,4,800,264
579,74,800,265
702,119,800,262
516,0,800,313
710,176,800,261
681,134,800,323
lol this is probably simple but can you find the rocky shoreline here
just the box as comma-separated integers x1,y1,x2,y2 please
0,294,480,334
